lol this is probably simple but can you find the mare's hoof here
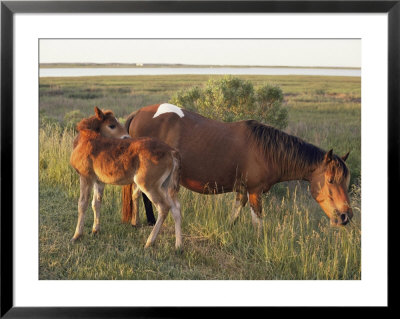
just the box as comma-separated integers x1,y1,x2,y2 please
91,229,100,236
175,247,184,255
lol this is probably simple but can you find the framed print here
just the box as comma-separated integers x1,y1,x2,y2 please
1,0,397,317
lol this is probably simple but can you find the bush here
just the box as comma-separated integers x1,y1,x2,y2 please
170,76,288,129
255,85,288,129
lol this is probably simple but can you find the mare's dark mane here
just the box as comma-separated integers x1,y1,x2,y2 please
246,120,326,178
246,120,349,181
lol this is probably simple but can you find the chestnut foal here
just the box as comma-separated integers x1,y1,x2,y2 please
70,107,182,249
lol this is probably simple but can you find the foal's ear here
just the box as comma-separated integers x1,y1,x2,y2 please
342,151,350,162
94,106,105,120
324,149,333,164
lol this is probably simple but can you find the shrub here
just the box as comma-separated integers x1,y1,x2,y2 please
255,85,288,129
170,76,288,129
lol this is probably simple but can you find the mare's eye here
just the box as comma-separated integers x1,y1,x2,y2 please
109,124,116,129
328,178,334,184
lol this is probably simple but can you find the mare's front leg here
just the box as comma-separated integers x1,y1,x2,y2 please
229,190,248,225
71,176,93,242
248,191,263,235
91,181,105,235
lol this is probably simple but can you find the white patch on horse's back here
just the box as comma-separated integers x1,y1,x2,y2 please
153,103,184,119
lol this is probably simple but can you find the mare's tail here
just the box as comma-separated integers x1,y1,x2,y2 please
122,184,133,223
121,111,137,224
122,185,156,225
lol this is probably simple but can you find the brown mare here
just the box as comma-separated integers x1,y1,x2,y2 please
70,107,182,249
122,103,353,230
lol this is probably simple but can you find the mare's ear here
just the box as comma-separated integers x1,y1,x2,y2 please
324,149,333,164
342,151,350,162
94,106,104,120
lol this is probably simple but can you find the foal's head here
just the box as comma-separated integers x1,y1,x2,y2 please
77,107,130,139
310,150,353,226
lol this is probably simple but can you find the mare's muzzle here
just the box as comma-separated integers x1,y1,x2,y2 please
332,208,353,226
340,213,350,225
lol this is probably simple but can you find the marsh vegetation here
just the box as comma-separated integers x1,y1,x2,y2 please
39,74,361,280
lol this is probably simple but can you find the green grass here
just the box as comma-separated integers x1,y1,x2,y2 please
39,74,361,280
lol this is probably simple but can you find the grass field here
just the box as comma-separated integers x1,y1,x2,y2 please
39,74,361,280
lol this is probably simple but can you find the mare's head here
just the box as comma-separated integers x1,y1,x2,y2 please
310,150,353,226
77,107,130,139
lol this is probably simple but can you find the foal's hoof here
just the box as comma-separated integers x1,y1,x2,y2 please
175,247,184,255
70,236,81,243
144,241,153,249
91,229,100,236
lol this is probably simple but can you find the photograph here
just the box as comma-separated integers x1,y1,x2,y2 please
38,38,361,280
2,0,395,313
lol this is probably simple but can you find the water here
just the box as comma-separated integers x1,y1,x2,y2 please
39,67,360,78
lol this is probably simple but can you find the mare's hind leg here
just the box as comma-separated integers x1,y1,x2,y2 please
130,183,141,227
91,181,105,235
248,192,263,235
142,193,156,226
71,176,93,242
229,191,248,225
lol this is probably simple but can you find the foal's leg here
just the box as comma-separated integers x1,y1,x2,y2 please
229,191,248,224
141,187,171,248
71,176,93,242
248,192,263,234
130,183,141,227
144,201,169,248
170,196,183,249
91,181,105,235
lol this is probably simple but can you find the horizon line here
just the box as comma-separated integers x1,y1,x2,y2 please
39,62,361,70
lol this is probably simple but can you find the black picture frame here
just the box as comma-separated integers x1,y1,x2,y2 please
1,1,396,317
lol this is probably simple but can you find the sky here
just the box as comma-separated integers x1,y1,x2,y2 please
40,39,361,68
